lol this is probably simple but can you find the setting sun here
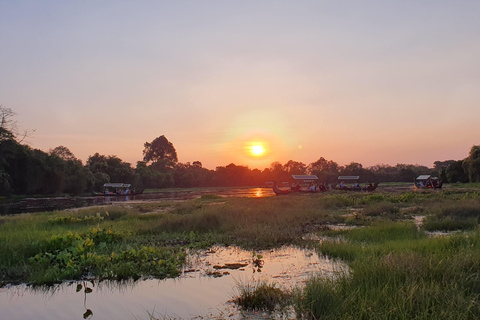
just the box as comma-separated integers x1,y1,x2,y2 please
251,145,265,156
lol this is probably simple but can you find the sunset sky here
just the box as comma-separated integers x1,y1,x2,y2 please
1,1,479,170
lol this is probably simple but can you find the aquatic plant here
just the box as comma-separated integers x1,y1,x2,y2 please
234,280,291,312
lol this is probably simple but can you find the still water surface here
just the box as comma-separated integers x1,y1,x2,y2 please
1,246,346,320
1,187,275,215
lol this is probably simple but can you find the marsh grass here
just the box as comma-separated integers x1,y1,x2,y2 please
422,199,480,232
361,201,400,218
234,280,291,312
297,221,480,319
0,196,334,285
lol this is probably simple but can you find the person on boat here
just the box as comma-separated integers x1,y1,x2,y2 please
308,183,316,192
340,181,345,188
292,183,301,192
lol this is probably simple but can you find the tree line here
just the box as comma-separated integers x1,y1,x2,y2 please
0,105,478,196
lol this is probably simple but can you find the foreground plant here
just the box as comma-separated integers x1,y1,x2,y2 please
234,280,291,313
3,226,186,285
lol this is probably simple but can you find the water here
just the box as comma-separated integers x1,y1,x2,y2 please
0,246,346,320
0,187,275,215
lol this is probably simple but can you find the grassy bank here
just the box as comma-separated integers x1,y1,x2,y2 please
1,186,480,319
295,221,480,319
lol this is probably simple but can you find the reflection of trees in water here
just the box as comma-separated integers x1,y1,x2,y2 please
10,279,145,320
76,281,93,319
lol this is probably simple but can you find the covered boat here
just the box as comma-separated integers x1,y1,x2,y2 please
93,183,144,196
414,175,443,189
270,175,328,195
332,176,379,191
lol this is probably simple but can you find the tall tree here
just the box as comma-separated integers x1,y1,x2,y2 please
143,135,178,171
283,160,307,175
50,146,91,194
0,105,34,143
463,145,480,182
445,160,468,183
308,157,340,182
50,145,78,162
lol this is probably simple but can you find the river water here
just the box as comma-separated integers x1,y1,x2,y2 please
0,187,276,215
0,246,346,320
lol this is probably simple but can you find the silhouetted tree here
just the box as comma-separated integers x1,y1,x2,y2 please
463,145,480,182
143,135,178,171
214,163,252,186
0,105,34,143
50,146,91,194
173,161,214,187
269,161,289,182
308,157,340,182
86,153,135,191
445,160,468,183
283,160,307,175
340,162,376,182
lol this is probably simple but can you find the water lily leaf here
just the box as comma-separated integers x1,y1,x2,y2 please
76,284,83,292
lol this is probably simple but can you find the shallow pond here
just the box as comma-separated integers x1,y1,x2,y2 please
1,246,346,320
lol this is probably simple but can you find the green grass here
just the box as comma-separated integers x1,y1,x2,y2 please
295,221,480,319
234,280,291,312
2,185,480,320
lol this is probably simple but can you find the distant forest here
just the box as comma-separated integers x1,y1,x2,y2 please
1,105,479,196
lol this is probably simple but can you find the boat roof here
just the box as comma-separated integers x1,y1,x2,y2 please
103,183,131,188
292,175,319,180
416,175,437,180
337,176,359,180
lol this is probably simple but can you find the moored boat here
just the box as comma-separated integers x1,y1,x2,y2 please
269,175,329,195
414,175,443,189
332,176,379,192
92,183,144,196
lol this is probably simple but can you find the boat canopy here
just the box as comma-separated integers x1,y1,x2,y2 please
103,183,131,189
292,175,319,181
337,176,359,181
416,175,438,180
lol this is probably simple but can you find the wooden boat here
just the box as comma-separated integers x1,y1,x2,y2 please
332,176,379,192
272,183,291,195
270,175,329,195
414,175,443,189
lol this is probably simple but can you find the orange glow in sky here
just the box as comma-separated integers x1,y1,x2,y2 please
2,2,480,170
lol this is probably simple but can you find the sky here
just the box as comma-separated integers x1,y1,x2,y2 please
1,1,479,170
